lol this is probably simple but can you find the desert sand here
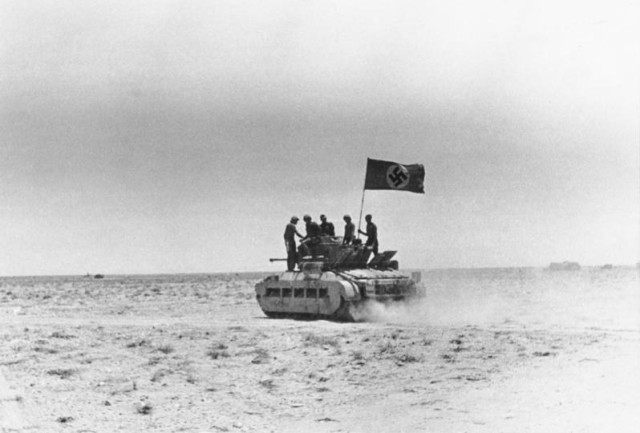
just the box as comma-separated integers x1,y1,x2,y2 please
1,269,639,433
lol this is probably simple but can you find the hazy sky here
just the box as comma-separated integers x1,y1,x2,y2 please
1,0,638,275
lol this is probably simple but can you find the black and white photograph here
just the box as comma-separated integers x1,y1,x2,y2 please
1,1,638,432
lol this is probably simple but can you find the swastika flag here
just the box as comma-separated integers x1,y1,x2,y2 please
364,158,425,193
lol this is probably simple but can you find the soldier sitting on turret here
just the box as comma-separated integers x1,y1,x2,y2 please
302,215,320,239
319,214,335,236
299,215,321,258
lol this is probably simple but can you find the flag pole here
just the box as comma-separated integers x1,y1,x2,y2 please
357,163,367,239
357,187,365,239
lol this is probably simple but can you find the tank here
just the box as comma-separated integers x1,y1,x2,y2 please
255,236,424,321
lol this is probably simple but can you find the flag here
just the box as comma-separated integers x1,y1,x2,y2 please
364,158,425,193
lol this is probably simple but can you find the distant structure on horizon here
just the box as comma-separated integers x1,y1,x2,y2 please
548,261,581,271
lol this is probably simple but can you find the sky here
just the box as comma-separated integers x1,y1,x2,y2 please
1,0,638,275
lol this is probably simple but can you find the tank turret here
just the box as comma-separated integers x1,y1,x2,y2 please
255,235,424,321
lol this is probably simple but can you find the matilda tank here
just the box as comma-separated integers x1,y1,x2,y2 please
255,236,424,321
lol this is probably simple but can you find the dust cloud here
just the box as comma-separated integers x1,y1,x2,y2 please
350,290,509,327
350,268,640,331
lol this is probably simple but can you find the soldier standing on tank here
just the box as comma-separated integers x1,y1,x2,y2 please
319,214,335,236
342,215,355,245
284,216,303,271
358,214,379,256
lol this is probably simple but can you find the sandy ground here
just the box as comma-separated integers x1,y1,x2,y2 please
0,272,639,433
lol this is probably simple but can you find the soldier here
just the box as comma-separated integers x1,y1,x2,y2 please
302,215,321,240
284,216,303,271
319,214,335,236
299,215,321,258
358,214,379,256
342,215,355,245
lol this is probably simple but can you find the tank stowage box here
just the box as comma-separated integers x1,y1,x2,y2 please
255,236,424,321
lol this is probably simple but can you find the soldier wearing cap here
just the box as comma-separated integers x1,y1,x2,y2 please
284,216,303,271
319,214,335,236
342,215,355,245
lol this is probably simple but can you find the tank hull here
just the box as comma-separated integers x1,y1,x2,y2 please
255,269,421,322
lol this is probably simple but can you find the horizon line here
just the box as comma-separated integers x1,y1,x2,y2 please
1,264,638,279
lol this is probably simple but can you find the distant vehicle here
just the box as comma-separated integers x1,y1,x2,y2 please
94,274,105,279
548,262,580,271
255,235,423,321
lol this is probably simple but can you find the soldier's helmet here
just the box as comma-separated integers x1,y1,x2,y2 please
303,215,311,221
320,214,326,220
343,214,351,221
